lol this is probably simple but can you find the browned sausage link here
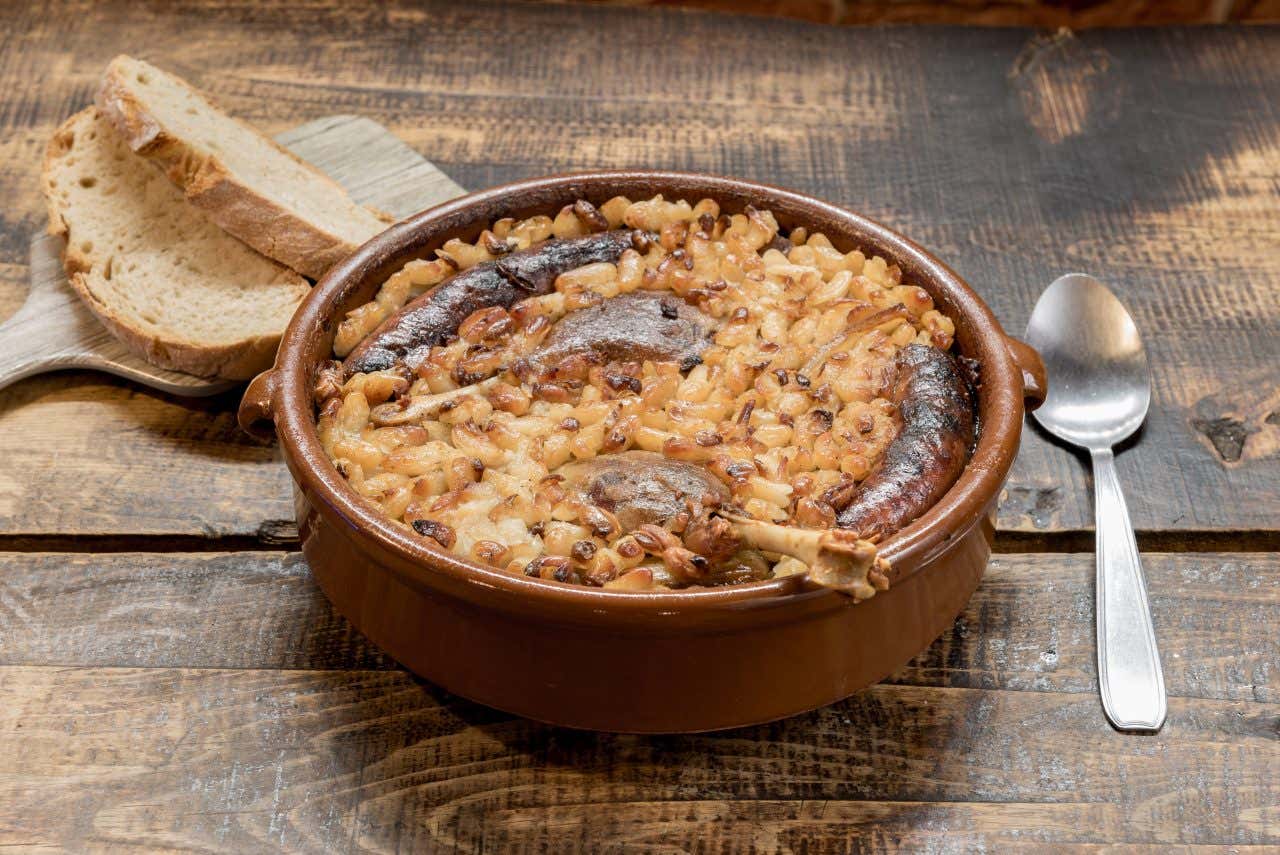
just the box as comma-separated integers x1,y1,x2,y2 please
343,230,638,376
833,344,976,540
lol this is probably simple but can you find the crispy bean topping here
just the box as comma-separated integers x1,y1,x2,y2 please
321,193,964,594
411,519,456,549
458,307,515,344
483,232,517,255
695,430,723,447
472,540,510,566
573,200,610,233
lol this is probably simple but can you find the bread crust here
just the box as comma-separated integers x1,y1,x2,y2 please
42,108,307,380
96,58,391,279
65,269,287,380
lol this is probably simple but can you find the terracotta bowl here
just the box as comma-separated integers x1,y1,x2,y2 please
239,171,1046,733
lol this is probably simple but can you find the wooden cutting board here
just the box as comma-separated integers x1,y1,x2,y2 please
1,115,466,396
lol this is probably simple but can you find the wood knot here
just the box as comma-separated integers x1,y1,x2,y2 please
1010,28,1117,144
1002,486,1061,530
1192,377,1280,466
1192,417,1254,463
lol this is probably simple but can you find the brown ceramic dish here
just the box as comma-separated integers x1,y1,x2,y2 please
238,172,1047,733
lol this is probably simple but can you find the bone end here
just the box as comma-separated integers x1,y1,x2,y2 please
809,531,891,602
720,512,890,601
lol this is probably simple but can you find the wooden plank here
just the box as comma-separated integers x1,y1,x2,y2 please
0,551,1273,704
586,0,1257,27
0,666,1272,851
274,114,465,219
0,550,393,671
0,379,295,538
890,552,1278,703
0,3,1277,539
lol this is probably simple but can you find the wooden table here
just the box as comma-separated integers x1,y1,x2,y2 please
1,2,1276,851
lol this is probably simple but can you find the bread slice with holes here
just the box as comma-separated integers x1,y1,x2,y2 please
42,108,311,380
96,55,391,279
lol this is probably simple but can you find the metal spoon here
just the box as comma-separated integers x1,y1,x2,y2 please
1024,273,1166,731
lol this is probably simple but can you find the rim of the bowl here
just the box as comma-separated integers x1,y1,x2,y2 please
271,170,1023,612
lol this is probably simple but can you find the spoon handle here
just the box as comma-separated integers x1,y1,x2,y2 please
1090,447,1167,731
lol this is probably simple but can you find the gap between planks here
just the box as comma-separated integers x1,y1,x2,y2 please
0,529,1276,554
0,660,1262,707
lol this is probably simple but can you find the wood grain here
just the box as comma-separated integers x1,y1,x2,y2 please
0,666,1273,851
0,7,1275,851
0,3,1277,542
274,114,466,221
0,551,1273,704
577,0,1278,27
0,379,294,538
2,549,1274,850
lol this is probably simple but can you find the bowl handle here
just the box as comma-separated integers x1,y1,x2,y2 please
238,369,279,442
1005,336,1047,410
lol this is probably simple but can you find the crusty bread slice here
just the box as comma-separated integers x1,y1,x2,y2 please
96,55,391,279
42,108,310,380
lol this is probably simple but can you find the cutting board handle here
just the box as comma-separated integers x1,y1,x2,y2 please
0,289,56,393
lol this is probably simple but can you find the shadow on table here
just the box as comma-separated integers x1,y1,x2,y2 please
288,616,999,848
266,548,1020,848
0,368,271,466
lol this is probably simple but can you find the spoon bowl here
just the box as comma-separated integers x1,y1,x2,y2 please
1027,273,1151,450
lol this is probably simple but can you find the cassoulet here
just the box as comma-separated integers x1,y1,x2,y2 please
315,194,976,600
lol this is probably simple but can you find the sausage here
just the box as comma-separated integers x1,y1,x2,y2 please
517,291,715,383
831,343,976,540
344,230,638,376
